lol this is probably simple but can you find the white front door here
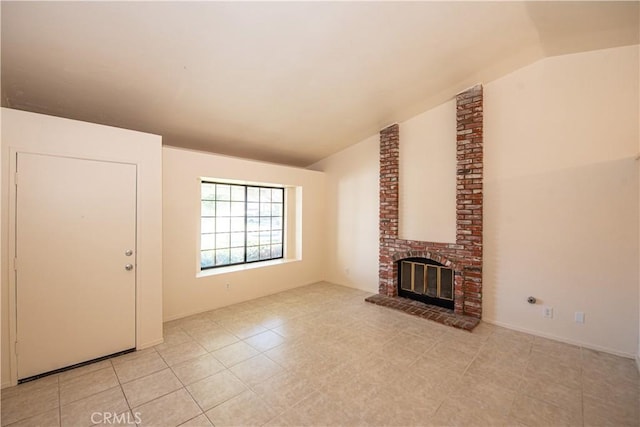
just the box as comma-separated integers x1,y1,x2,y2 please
15,153,137,380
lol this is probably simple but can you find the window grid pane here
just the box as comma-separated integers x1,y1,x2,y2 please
201,182,284,269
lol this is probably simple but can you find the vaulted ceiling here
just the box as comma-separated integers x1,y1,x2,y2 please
2,1,638,166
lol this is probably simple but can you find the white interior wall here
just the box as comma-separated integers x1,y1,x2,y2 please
399,99,457,243
483,45,639,356
1,108,164,387
162,147,325,320
309,98,457,291
309,135,379,292
313,44,639,357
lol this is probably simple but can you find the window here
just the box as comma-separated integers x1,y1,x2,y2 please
200,182,284,269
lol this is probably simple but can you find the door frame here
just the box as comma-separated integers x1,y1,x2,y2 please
7,148,139,385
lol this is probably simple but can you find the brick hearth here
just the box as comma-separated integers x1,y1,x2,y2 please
365,294,480,330
373,84,484,321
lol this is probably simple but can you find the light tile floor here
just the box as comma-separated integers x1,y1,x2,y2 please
2,282,639,427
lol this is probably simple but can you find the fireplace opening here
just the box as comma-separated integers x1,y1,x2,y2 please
397,258,454,310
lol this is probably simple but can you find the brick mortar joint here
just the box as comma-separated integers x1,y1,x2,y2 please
378,86,483,318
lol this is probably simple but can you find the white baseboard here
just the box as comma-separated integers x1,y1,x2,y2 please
483,318,636,359
137,337,164,350
327,279,377,295
164,307,212,323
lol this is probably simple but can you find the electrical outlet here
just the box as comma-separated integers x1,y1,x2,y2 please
575,312,585,323
542,306,553,318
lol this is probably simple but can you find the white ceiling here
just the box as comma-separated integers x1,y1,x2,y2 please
2,1,638,166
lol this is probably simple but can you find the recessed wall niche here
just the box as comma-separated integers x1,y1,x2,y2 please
399,99,457,244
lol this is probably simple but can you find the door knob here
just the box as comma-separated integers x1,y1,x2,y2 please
125,264,134,271
125,249,133,256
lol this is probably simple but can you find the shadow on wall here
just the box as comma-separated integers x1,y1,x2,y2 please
483,155,638,354
316,135,380,293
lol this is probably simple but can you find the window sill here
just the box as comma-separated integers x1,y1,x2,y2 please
196,258,300,278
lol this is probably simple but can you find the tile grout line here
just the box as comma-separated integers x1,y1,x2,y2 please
427,328,493,421
580,347,585,427
57,375,61,427
161,347,202,416
147,346,203,420
180,326,313,425
158,337,250,424
110,358,134,417
221,360,286,426
6,284,638,427
58,366,120,408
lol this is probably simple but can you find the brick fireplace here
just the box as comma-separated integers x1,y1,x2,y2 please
367,85,483,325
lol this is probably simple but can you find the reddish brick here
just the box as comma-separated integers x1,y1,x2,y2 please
378,86,483,319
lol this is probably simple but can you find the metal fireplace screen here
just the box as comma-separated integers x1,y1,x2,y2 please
399,260,453,308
